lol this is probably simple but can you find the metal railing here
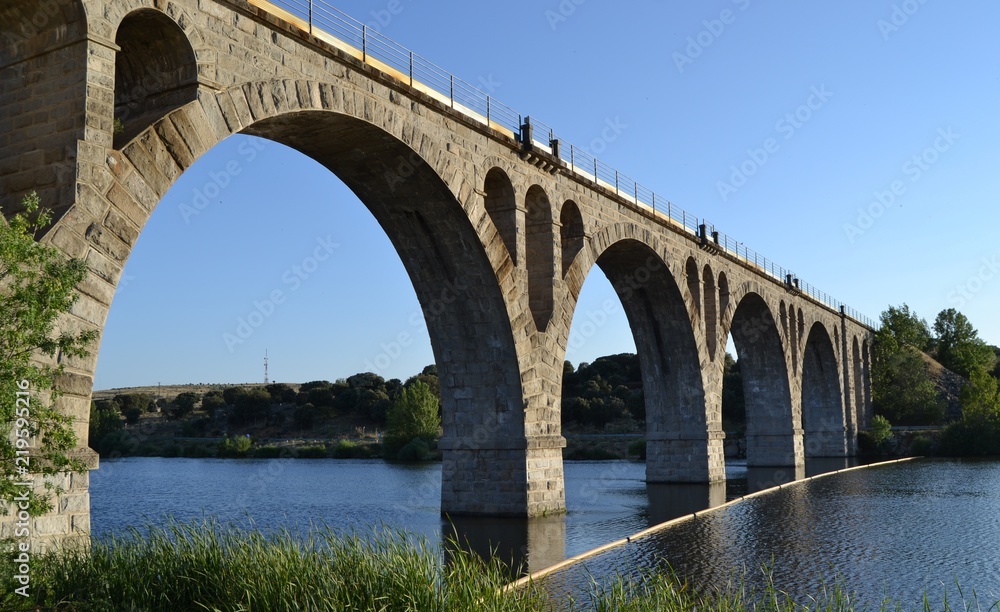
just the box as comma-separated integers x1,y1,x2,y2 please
254,0,877,330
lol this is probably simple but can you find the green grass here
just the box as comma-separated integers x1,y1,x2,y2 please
2,521,998,611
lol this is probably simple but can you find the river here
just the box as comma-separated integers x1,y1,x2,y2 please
90,457,1000,607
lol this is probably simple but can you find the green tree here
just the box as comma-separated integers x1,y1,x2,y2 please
933,309,996,378
873,305,943,425
959,367,1000,422
384,381,440,459
228,388,271,427
878,304,931,351
89,400,124,456
1,192,96,515
169,392,200,419
201,390,226,412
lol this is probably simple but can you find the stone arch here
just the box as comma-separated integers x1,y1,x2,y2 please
718,272,730,325
727,290,800,467
559,200,584,278
801,322,847,457
592,238,718,483
483,167,518,266
114,9,199,146
685,256,701,315
703,264,718,362
525,185,554,332
56,82,548,516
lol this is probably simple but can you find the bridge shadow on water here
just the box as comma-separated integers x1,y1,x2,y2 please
442,458,860,578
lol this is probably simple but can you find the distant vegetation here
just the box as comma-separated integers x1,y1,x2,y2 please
871,304,1000,456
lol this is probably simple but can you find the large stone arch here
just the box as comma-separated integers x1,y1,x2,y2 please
50,80,563,517
801,321,847,457
724,286,802,467
574,225,723,483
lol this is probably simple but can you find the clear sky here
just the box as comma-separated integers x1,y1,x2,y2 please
93,0,1000,390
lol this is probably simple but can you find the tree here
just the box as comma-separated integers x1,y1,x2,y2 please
878,304,931,352
959,368,1000,423
1,192,96,515
89,400,124,456
169,392,200,419
228,388,271,427
201,390,226,412
933,309,996,379
384,380,440,459
873,305,943,425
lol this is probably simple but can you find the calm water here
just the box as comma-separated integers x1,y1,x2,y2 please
90,457,1000,606
543,459,1000,608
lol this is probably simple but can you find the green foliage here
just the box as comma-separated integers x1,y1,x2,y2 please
563,354,644,427
265,382,297,403
395,437,433,461
227,387,272,427
169,392,199,420
721,353,745,430
869,415,893,444
878,303,932,351
201,389,225,412
384,381,440,460
217,435,252,458
88,400,125,456
960,367,1000,421
0,520,549,611
933,308,996,378
0,192,97,515
872,305,944,425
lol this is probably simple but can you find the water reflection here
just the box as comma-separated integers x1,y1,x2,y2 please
444,514,567,575
646,482,726,526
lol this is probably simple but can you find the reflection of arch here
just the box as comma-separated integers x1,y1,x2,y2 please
559,200,584,278
802,323,846,457
114,9,199,145
483,167,518,265
593,239,714,482
728,292,799,467
526,185,554,332
703,264,718,361
65,83,541,516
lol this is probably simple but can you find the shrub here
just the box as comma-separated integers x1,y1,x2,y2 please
217,435,252,458
394,437,432,462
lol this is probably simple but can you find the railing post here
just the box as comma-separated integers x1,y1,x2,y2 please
450,75,454,108
486,96,491,125
594,159,598,182
308,0,313,34
362,24,367,61
615,171,619,195
570,145,575,171
409,51,413,87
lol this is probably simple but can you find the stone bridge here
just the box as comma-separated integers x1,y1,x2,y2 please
0,0,873,546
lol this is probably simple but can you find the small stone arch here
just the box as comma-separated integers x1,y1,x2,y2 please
483,167,518,266
686,256,701,315
559,200,584,278
114,9,200,145
525,185,555,332
703,264,718,362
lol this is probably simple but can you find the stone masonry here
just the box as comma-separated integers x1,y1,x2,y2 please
0,0,874,549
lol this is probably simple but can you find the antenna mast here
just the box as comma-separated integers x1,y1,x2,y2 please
264,350,269,385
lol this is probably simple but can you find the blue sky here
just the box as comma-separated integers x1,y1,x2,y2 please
93,1,1000,389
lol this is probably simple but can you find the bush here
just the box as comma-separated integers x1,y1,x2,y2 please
217,435,252,458
911,435,933,456
394,437,432,462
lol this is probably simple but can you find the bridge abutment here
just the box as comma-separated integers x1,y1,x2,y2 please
646,432,727,483
747,431,805,467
